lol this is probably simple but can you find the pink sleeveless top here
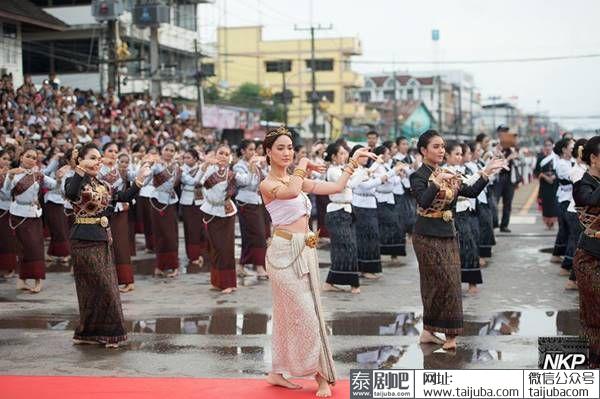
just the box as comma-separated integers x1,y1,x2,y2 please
265,192,312,227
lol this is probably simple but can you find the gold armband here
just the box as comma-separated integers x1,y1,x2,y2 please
348,158,359,169
293,168,307,178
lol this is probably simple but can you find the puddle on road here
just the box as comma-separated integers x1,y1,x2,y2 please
0,309,581,337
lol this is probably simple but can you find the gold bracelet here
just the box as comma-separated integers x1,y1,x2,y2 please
343,167,355,175
75,166,86,175
293,168,307,178
348,159,359,169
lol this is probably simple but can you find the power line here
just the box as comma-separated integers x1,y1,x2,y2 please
353,53,600,65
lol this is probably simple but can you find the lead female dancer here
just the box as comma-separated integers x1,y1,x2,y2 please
259,127,375,397
410,130,504,350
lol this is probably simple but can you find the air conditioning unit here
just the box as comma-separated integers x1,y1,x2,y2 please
91,0,124,22
133,3,170,28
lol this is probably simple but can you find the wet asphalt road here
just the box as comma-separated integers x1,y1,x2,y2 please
0,182,581,377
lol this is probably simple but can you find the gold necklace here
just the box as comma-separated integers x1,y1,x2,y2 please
268,173,290,186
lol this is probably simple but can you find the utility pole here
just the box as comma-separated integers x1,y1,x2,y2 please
194,39,205,130
107,19,117,90
437,75,442,133
150,25,160,100
279,60,289,125
295,23,332,140
392,70,399,138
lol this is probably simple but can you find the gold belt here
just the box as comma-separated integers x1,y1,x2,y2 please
417,209,453,222
75,216,109,228
273,229,320,248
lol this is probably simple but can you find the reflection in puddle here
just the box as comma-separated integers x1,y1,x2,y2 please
335,344,504,369
0,309,581,338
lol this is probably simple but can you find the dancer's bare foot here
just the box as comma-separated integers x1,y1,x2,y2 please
105,343,119,349
467,284,479,294
419,330,445,345
362,273,380,280
119,283,135,293
266,373,302,390
3,270,15,278
166,268,179,278
322,283,346,292
221,287,235,294
315,374,332,397
16,279,32,292
479,258,487,268
550,256,563,264
256,266,268,279
237,266,256,277
443,336,457,350
30,279,42,294
153,268,165,277
559,268,570,276
565,280,578,290
351,287,361,294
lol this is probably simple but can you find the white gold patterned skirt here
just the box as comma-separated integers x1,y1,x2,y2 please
265,233,337,383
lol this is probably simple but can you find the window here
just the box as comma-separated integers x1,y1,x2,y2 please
344,88,356,103
306,90,334,103
23,39,99,75
407,88,414,100
3,23,17,39
359,91,371,103
175,2,197,31
383,90,395,100
305,58,334,71
265,60,292,73
201,63,215,77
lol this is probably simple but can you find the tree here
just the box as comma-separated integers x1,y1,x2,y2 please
228,83,264,109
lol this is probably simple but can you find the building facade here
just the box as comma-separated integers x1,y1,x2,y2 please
23,0,208,99
209,25,364,139
358,70,483,136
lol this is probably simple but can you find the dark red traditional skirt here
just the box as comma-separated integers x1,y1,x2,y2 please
11,215,45,280
44,202,71,257
109,210,134,285
204,213,236,289
262,204,272,239
181,204,208,262
316,195,330,238
573,249,600,368
150,201,179,271
237,202,267,267
138,196,154,251
412,233,463,335
127,204,137,256
0,210,17,271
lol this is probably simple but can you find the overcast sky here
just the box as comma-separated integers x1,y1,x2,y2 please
200,0,600,130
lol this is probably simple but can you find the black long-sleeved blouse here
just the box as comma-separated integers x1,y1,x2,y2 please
64,173,140,241
409,164,489,237
573,172,600,259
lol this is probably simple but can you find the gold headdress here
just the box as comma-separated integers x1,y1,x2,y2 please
266,126,291,139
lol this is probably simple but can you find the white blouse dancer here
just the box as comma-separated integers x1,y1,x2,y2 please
259,127,376,398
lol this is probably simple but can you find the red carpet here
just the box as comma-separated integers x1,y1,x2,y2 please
0,376,350,399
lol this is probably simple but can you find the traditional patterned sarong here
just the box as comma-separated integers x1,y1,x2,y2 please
137,197,154,251
44,202,71,257
181,204,208,263
573,249,600,368
11,216,45,279
0,210,17,272
353,206,382,274
456,211,482,284
237,202,267,267
325,209,359,287
477,202,496,258
395,193,416,235
266,232,337,383
71,240,127,344
109,211,133,285
150,201,179,271
205,214,236,289
413,233,463,335
377,202,406,256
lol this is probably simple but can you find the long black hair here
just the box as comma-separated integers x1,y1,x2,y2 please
582,136,600,166
324,142,343,163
